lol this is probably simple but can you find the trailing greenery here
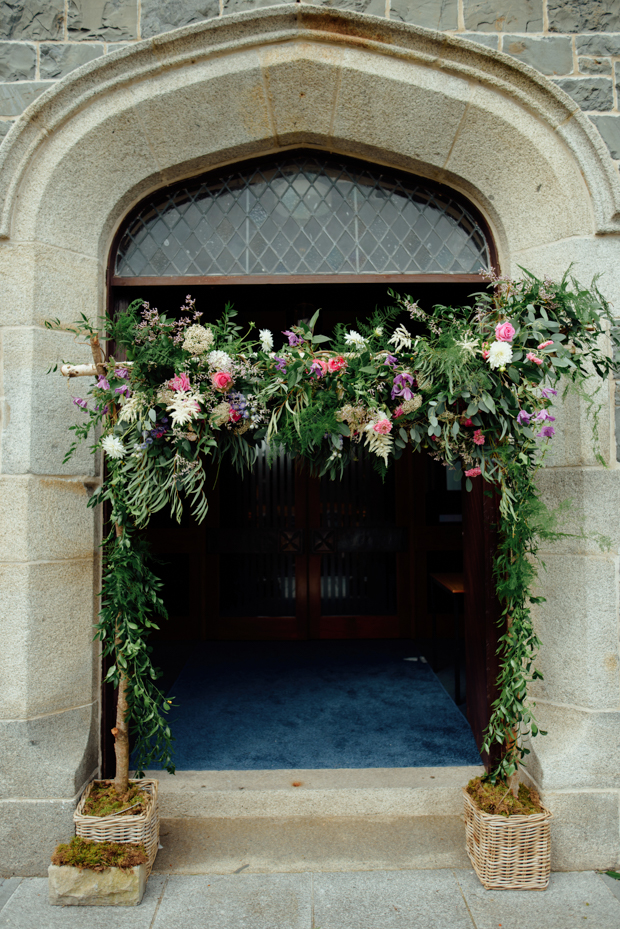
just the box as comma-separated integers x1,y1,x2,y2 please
48,268,617,783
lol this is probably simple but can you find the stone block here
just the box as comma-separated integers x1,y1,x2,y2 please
542,791,620,871
528,549,620,709
223,0,298,13
40,43,105,79
0,119,13,140
463,0,543,33
460,32,499,49
0,327,97,475
389,0,458,30
140,0,220,39
579,56,612,75
577,33,620,57
502,35,573,77
333,47,471,173
0,81,48,117
527,703,620,790
554,76,614,111
0,703,98,800
590,114,620,160
0,560,97,721
0,798,77,876
0,475,97,563
48,863,147,906
0,42,36,81
0,241,103,327
68,0,137,42
548,0,620,34
0,0,64,40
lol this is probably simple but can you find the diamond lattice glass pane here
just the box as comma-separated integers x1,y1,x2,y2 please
115,153,491,277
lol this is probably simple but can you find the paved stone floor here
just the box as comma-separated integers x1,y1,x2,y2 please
2,869,620,928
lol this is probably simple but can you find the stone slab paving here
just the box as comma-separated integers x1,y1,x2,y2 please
1,870,620,928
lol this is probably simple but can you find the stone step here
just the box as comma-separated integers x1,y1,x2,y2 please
146,766,483,874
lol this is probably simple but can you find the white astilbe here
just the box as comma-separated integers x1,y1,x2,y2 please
183,324,215,355
388,324,412,352
259,329,273,351
101,435,127,459
156,387,174,404
344,330,367,350
117,394,143,423
487,341,513,369
207,350,233,371
455,331,479,356
167,392,201,427
363,423,393,465
400,395,422,414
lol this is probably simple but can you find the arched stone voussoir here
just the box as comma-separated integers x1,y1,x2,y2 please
0,6,619,256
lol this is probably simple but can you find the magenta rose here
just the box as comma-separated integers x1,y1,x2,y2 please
211,371,233,391
327,355,347,373
495,321,515,342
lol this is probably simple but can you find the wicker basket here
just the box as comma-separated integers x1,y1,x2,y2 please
74,779,159,876
463,788,552,890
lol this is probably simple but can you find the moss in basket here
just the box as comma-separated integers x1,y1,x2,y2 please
51,837,148,872
467,777,545,817
83,782,148,817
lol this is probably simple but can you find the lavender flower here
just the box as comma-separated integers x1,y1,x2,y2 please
275,357,288,373
72,397,88,411
384,355,398,367
535,410,556,423
282,330,303,347
97,376,110,391
540,387,558,399
537,425,555,439
391,372,415,401
115,385,131,396
516,410,532,426
114,367,130,379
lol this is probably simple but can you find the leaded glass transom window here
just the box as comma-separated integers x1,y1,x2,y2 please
114,153,491,278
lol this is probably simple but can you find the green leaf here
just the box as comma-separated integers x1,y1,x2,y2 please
311,334,331,344
335,422,350,436
148,408,157,422
360,366,377,374
399,428,408,442
507,366,520,384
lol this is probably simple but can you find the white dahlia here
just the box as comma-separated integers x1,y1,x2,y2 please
487,341,513,370
207,350,233,371
259,329,274,352
101,435,127,459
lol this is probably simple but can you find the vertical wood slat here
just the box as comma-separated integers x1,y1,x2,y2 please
462,478,504,763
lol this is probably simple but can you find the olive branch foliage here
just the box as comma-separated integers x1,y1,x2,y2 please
49,268,618,782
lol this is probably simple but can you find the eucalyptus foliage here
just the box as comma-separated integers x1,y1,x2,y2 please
50,269,617,781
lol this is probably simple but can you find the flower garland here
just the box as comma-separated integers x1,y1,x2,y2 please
51,270,617,783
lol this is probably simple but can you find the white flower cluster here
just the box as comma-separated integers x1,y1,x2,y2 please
259,329,273,352
117,394,143,423
182,325,215,355
344,330,367,350
210,401,231,427
207,350,233,371
101,435,127,459
399,395,422,414
388,325,412,352
487,341,513,370
363,423,393,465
167,393,201,427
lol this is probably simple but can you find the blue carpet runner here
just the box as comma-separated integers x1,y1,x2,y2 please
151,640,481,770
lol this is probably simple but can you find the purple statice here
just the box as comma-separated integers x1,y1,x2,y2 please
274,357,288,373
114,367,130,379
537,425,555,439
72,397,88,411
516,410,532,426
97,375,110,391
391,372,415,401
540,387,558,399
535,409,555,423
115,384,131,396
384,355,398,367
229,391,249,420
282,330,304,347
150,425,167,439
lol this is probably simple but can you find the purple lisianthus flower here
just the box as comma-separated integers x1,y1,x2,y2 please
72,397,88,411
115,385,131,396
535,409,556,423
114,367,130,379
282,330,304,347
540,387,558,399
97,376,110,391
275,356,288,373
537,426,555,439
384,354,398,367
391,372,415,401
516,410,532,426
150,425,167,439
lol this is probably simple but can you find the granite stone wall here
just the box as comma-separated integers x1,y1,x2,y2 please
1,1,620,167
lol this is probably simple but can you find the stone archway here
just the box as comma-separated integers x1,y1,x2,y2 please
1,7,619,875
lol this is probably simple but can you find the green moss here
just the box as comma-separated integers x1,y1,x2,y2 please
83,782,148,818
467,777,545,817
51,836,148,872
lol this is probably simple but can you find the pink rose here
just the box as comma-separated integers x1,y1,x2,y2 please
526,352,543,366
311,359,329,378
495,321,515,342
538,340,553,349
393,406,404,418
169,373,190,392
373,419,392,434
327,355,347,373
229,408,242,423
473,429,485,446
211,371,233,391
465,467,482,478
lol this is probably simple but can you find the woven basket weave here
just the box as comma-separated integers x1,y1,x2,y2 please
463,788,552,890
74,779,159,876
